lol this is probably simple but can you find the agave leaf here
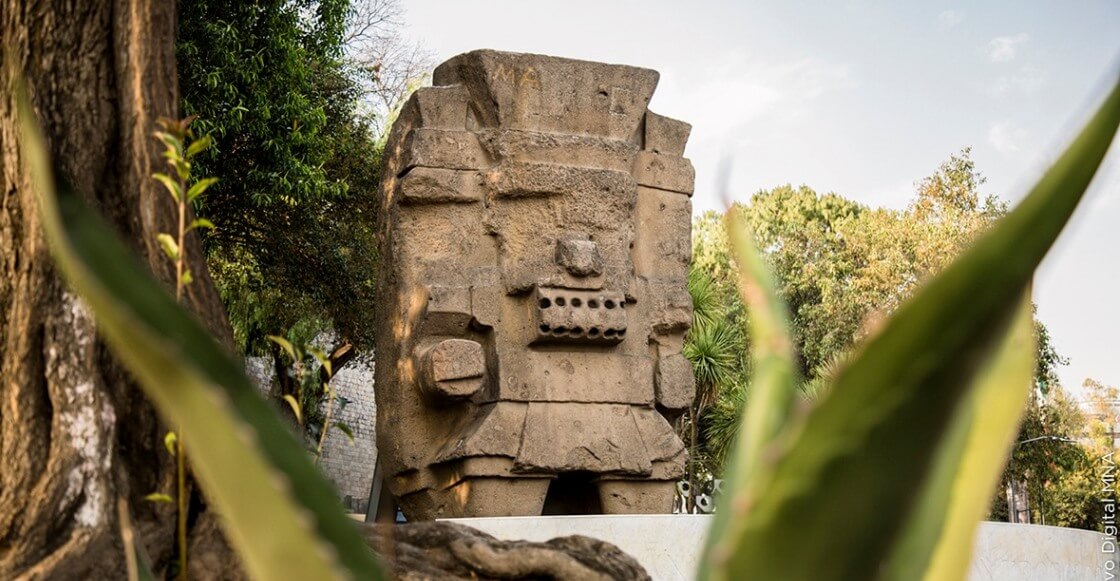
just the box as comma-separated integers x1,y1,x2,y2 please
17,90,385,580
700,76,1119,580
886,292,1035,580
699,207,800,578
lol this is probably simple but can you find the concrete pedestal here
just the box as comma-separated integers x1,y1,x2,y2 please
448,515,1118,580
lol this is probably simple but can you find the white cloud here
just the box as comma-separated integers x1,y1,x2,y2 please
988,65,1046,98
987,33,1030,63
988,121,1029,156
654,53,856,139
938,10,965,28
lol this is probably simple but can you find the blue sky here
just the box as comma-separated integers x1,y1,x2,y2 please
399,0,1120,393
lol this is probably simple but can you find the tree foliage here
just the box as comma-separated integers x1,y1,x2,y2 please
176,0,424,364
691,150,1069,484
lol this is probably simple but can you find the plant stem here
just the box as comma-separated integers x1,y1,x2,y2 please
174,172,188,581
315,384,336,465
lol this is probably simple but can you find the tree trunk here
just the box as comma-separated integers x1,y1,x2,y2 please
1,1,236,578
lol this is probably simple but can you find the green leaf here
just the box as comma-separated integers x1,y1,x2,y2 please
268,335,297,363
164,431,178,456
188,218,216,232
699,76,1120,580
155,132,181,157
18,87,385,580
332,422,355,442
186,134,213,159
886,292,1035,580
700,207,800,579
173,158,191,182
186,177,218,202
152,172,181,202
181,269,193,286
156,233,178,261
283,394,303,425
144,493,174,504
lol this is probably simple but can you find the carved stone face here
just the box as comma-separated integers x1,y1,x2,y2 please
375,50,696,519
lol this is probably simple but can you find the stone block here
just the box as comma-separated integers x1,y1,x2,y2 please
399,167,481,205
655,354,695,414
412,85,470,130
531,287,628,345
401,128,489,173
434,50,658,141
644,111,692,156
555,239,603,277
632,151,695,195
419,339,485,402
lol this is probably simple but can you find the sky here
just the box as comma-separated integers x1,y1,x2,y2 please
396,0,1120,393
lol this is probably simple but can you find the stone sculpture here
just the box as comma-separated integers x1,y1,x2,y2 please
375,50,696,519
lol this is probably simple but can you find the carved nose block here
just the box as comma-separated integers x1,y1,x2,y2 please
419,339,485,402
555,239,603,277
533,287,627,345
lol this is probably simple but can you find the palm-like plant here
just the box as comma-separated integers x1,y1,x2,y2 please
682,267,746,511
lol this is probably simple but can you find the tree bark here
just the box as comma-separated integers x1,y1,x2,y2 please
1,1,236,578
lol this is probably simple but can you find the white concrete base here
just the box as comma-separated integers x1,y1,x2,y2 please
448,515,1118,580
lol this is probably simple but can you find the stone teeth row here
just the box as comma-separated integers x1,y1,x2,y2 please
538,324,626,338
538,297,624,309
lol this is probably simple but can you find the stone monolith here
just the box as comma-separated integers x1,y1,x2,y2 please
375,49,696,519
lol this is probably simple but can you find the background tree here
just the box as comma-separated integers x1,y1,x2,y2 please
689,151,1072,493
176,0,429,399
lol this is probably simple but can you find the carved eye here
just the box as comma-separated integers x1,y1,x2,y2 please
603,329,616,338
588,299,599,309
604,299,616,309
571,297,582,307
571,326,584,336
539,298,551,308
540,323,550,333
554,326,568,335
588,328,600,337
555,297,566,307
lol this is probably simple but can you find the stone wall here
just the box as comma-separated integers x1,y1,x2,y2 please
246,354,378,513
318,355,378,513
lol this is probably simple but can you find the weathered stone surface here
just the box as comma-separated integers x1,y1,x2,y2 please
419,339,486,402
632,151,695,195
555,239,603,277
402,128,490,172
399,167,481,205
376,50,695,520
643,111,691,156
654,354,696,416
